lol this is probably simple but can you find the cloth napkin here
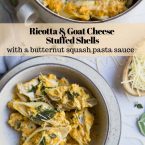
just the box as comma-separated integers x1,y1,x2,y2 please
0,1,20,76
0,56,31,76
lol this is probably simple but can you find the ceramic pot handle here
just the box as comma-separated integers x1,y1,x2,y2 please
16,2,39,23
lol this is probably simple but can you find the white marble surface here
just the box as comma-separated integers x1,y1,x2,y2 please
77,56,145,145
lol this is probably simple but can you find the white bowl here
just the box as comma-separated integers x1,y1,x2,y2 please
0,56,121,145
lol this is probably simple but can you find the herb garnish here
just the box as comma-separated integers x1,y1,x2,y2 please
28,85,37,93
15,121,21,130
41,90,47,96
36,105,43,111
41,86,53,96
134,103,143,109
66,91,79,100
40,137,46,145
32,109,57,122
138,113,145,136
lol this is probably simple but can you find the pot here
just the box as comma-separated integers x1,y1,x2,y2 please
16,0,142,23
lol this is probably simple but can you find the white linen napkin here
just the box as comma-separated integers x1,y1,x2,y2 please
0,56,31,76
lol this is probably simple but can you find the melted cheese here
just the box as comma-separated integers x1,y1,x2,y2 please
43,0,129,21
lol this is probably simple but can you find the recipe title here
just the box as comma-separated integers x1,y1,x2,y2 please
29,27,115,45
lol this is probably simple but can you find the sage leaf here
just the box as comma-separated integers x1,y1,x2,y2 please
138,113,145,136
134,103,143,109
28,85,37,93
40,137,46,145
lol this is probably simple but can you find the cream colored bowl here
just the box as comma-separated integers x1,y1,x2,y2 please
0,56,121,145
